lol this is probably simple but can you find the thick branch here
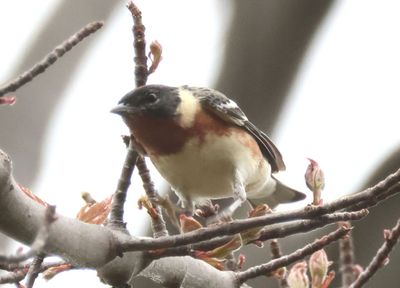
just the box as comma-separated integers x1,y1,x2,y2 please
136,256,239,288
0,205,56,263
0,149,125,268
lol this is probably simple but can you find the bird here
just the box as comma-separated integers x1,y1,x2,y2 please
111,84,305,216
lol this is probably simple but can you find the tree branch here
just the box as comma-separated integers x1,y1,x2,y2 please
127,1,148,87
24,253,45,288
258,210,368,242
349,218,400,288
269,240,289,288
0,260,69,285
116,165,400,252
0,149,126,267
340,221,356,287
235,227,350,283
126,1,168,238
108,138,139,230
148,210,368,259
0,21,103,97
0,205,56,263
136,156,168,238
137,256,239,288
0,270,26,285
0,148,362,288
119,207,370,253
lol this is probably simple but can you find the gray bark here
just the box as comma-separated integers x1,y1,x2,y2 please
0,148,241,287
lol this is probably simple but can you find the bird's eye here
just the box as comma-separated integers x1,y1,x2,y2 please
147,93,158,103
139,92,159,106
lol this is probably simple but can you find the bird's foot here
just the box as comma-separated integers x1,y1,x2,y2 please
195,201,219,218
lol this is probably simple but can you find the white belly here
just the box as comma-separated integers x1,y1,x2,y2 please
150,132,271,202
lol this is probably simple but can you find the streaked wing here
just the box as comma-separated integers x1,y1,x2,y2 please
184,86,286,172
243,121,286,172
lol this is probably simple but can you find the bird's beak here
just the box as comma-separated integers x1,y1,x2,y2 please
110,104,139,116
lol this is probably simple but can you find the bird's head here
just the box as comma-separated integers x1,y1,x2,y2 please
111,84,181,118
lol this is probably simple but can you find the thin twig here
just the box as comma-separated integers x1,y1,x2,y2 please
346,182,400,212
270,240,289,288
270,240,283,259
125,1,168,238
136,156,168,238
0,261,69,285
339,222,356,287
0,260,66,273
349,218,400,288
108,138,139,229
0,270,26,285
139,210,367,262
235,227,350,284
0,249,37,264
0,262,26,272
108,1,150,230
24,253,45,288
258,210,368,242
119,209,368,253
0,22,103,97
0,206,58,286
127,1,148,87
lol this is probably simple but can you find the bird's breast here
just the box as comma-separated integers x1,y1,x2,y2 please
126,110,269,200
152,130,268,200
126,109,237,155
124,114,189,155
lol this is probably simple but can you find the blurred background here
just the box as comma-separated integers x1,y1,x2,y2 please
0,0,399,287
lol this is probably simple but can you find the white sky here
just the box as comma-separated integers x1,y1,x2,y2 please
275,0,400,207
1,0,400,287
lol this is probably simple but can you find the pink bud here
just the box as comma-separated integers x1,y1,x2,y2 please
237,254,246,269
309,249,331,288
0,96,16,106
148,40,163,74
305,158,325,205
383,229,391,240
321,271,335,288
352,264,364,278
270,267,287,280
287,261,309,288
380,257,390,268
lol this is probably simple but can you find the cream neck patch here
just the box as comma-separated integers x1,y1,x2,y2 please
176,88,199,128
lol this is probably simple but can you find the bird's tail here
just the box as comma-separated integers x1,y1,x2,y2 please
248,176,306,209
